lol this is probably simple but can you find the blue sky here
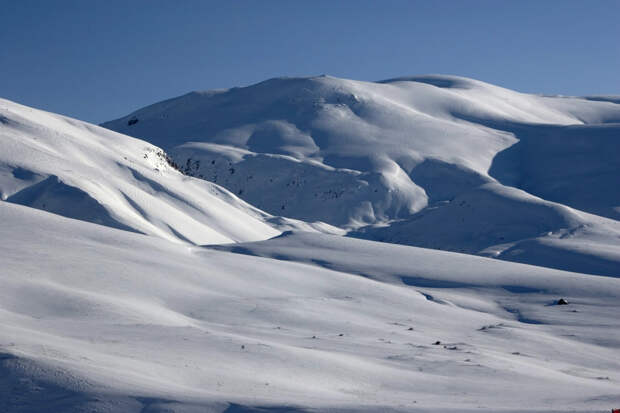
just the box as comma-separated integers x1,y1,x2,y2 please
1,0,619,123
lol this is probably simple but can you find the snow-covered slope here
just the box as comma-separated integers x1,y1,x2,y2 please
0,98,280,244
2,201,620,412
102,74,620,274
2,78,620,412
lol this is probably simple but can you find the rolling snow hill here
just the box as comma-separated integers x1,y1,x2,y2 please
103,75,620,275
0,97,282,245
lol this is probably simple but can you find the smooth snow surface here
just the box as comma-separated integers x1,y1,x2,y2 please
102,75,620,274
2,202,620,412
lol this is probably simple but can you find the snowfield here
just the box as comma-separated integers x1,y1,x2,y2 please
1,74,620,412
2,202,620,412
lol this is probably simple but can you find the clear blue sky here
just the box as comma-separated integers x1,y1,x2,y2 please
1,0,619,123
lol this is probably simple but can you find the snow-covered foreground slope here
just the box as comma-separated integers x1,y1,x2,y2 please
0,98,282,244
102,75,620,274
2,201,620,412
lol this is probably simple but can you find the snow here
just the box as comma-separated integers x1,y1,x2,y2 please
2,202,620,412
0,98,280,244
1,73,620,412
102,75,620,275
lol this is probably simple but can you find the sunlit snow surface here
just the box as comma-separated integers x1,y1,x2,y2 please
1,75,620,412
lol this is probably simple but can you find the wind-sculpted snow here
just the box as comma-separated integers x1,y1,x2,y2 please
0,98,281,244
1,203,620,412
103,74,620,274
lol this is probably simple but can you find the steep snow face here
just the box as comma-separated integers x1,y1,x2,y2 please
2,202,620,412
102,75,620,227
0,98,280,244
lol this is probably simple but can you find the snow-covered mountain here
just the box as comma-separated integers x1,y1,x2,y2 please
103,75,620,275
2,75,620,412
